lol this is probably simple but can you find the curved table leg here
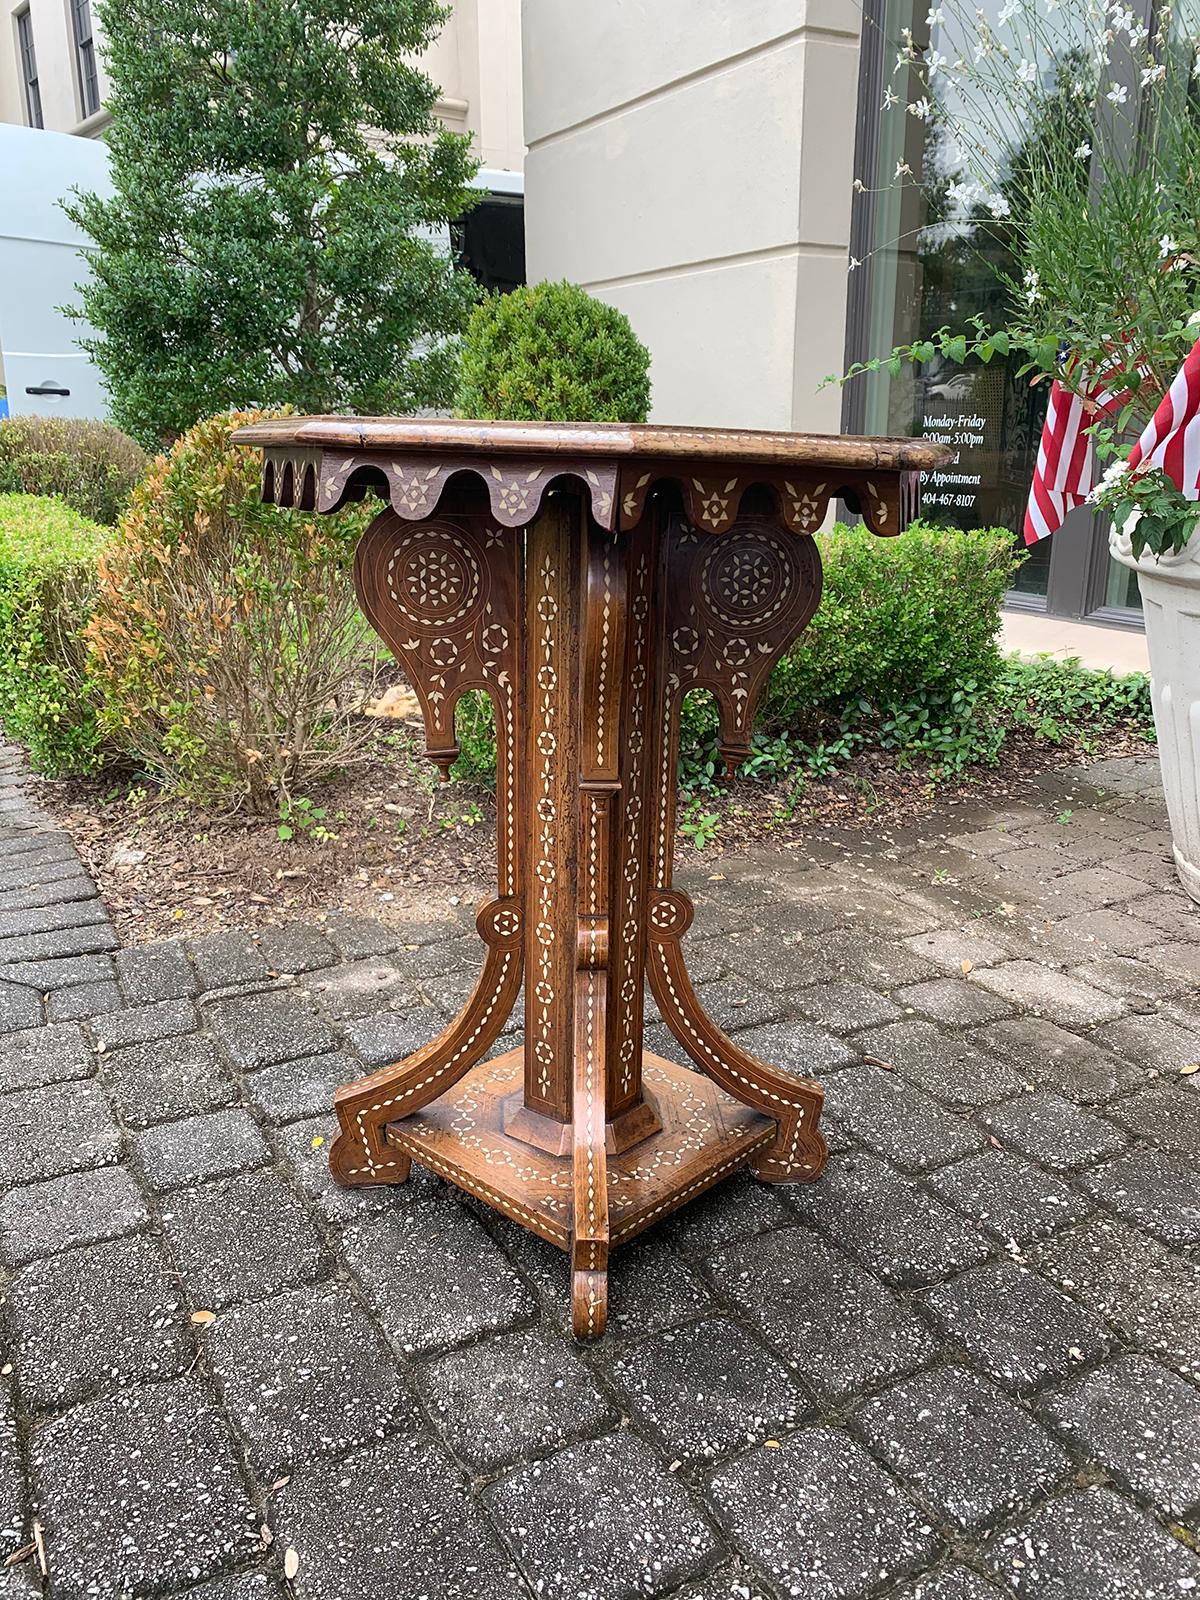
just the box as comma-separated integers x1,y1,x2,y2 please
329,897,524,1186
571,969,610,1337
646,892,827,1184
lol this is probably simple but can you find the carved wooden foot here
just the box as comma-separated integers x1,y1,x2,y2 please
329,896,523,1187
647,892,827,1183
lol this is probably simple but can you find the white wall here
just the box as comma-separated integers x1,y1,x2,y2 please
521,0,860,430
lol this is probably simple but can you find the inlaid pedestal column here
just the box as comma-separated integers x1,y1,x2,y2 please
236,417,946,1337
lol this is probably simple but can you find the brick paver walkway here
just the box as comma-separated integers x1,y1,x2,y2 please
1,741,1199,1600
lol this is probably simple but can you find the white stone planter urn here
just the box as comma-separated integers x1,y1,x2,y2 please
1110,522,1200,904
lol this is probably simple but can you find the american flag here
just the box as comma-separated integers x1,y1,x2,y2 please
1023,379,1097,545
1127,335,1200,495
1023,360,1135,545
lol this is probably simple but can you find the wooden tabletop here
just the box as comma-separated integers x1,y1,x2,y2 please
233,415,951,473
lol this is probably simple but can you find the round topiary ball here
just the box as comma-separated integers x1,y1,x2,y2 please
454,280,652,423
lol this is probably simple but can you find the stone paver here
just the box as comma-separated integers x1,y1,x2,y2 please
91,995,197,1050
1035,1217,1200,1378
985,1487,1200,1596
204,991,336,1070
1,747,1199,1599
822,1066,986,1171
789,1152,991,1286
794,980,903,1034
0,1077,121,1187
607,1315,809,1464
967,962,1125,1027
102,1033,237,1127
924,1261,1111,1394
161,1168,326,1309
11,1233,188,1409
135,1106,271,1192
344,1193,537,1355
1078,1147,1200,1245
275,1432,526,1599
1042,1353,1200,1516
929,1150,1090,1244
419,1324,617,1471
852,1020,1023,1106
972,1016,1140,1103
32,1382,259,1599
114,939,197,1003
980,1091,1128,1171
245,1049,359,1124
0,1022,91,1092
206,1282,416,1473
856,1366,1068,1532
483,1432,719,1600
707,1427,938,1600
707,1227,936,1402
0,1163,147,1266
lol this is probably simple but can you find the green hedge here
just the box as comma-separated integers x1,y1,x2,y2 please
677,520,1022,783
0,415,147,526
0,493,110,774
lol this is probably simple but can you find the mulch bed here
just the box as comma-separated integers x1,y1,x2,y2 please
29,712,1152,946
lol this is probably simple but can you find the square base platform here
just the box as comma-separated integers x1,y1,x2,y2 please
385,1048,774,1251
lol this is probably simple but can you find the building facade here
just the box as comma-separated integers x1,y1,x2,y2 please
521,0,1145,641
0,0,525,170
521,0,858,436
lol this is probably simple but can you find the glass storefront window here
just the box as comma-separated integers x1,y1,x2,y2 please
848,0,1146,619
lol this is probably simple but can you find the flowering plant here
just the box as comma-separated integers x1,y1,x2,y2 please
840,0,1200,557
1085,443,1200,557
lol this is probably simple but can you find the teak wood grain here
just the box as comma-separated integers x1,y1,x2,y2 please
237,416,952,1338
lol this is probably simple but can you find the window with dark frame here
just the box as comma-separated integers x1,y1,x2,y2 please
70,0,100,119
16,7,42,128
844,0,1150,627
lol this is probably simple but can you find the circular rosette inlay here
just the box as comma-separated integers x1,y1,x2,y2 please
386,524,483,630
700,527,794,632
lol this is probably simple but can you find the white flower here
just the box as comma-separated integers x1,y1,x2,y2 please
848,257,862,273
853,177,866,192
907,96,933,119
986,192,1012,218
1074,141,1092,157
948,178,985,209
926,49,950,75
882,85,900,108
1161,234,1178,258
1017,57,1038,81
998,1,1017,23
1106,81,1129,103
1141,62,1166,85
895,159,914,179
926,5,945,23
1045,0,1058,12
1108,3,1135,33
1024,267,1041,301
1088,458,1131,504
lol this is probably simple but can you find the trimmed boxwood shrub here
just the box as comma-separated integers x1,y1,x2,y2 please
455,280,652,423
0,493,111,774
85,409,375,810
761,520,1021,731
0,415,147,526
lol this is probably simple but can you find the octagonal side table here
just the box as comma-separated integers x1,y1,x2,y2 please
236,417,949,1337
